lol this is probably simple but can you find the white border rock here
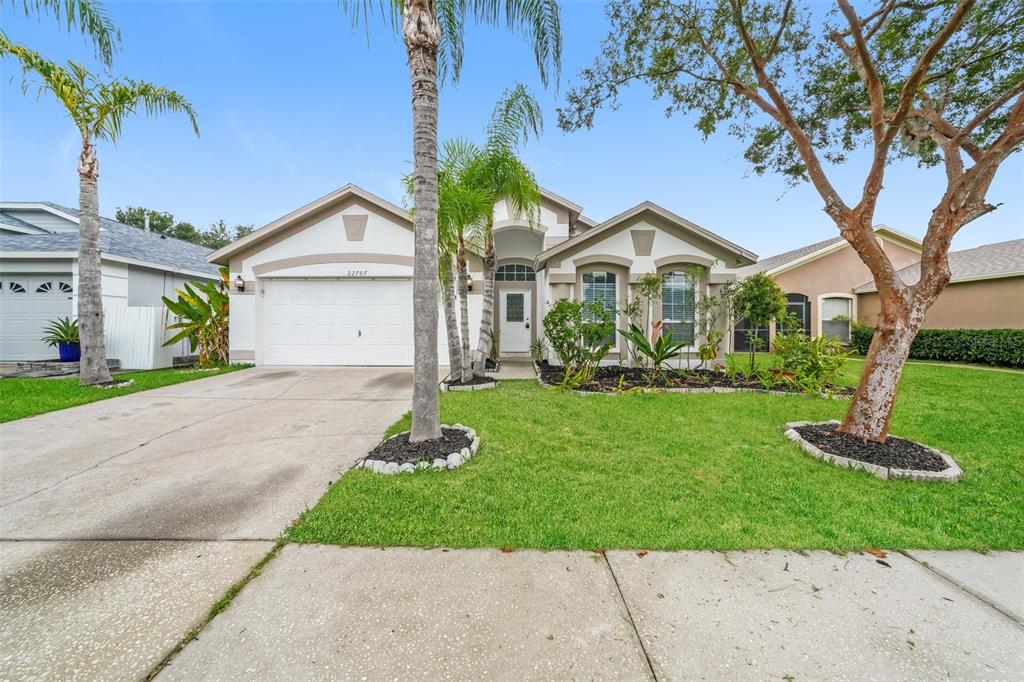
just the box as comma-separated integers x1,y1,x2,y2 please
783,420,962,482
95,379,134,390
441,380,499,392
356,424,481,475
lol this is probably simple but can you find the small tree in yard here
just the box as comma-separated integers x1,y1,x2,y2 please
559,0,1024,442
732,274,787,373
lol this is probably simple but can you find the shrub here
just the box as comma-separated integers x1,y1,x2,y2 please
733,273,787,372
849,327,1024,368
771,332,850,393
850,320,874,354
619,322,687,380
162,267,230,368
542,299,615,385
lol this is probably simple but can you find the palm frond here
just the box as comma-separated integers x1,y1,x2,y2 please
464,0,561,87
485,82,542,153
6,0,121,66
94,79,199,142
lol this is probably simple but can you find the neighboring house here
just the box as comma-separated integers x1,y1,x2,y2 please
854,238,1024,329
209,183,757,366
734,226,923,349
0,202,218,364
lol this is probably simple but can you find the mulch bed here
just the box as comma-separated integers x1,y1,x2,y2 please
445,375,496,387
793,423,948,472
537,364,853,396
368,427,472,466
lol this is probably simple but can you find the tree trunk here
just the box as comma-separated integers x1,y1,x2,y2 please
404,0,442,442
77,141,113,386
457,236,472,382
838,299,926,443
472,228,496,376
441,256,462,383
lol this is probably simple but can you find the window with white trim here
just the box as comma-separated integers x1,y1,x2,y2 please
661,271,696,344
821,296,852,341
582,270,617,346
495,264,535,281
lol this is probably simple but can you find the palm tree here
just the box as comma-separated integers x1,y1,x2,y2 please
2,0,120,65
341,0,560,441
404,138,489,383
470,84,543,376
1,38,198,385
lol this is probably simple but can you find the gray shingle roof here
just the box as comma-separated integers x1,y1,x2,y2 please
0,203,218,276
735,235,845,277
854,238,1024,292
0,212,44,232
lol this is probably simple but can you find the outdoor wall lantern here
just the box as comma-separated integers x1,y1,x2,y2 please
234,275,245,292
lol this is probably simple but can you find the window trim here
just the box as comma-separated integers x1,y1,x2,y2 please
494,263,536,282
654,262,707,349
581,269,619,347
660,270,698,347
575,263,627,354
816,292,856,340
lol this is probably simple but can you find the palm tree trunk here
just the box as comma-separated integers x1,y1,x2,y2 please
77,141,113,386
441,256,462,382
404,0,442,442
472,227,496,376
457,235,472,382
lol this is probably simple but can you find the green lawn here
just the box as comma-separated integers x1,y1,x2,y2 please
0,365,251,423
291,359,1024,551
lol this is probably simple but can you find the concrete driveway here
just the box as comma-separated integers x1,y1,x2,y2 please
0,366,412,680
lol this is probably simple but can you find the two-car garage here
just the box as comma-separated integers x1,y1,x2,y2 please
260,278,417,365
213,185,482,367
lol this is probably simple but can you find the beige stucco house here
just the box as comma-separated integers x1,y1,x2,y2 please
734,226,923,349
208,183,757,367
855,238,1024,329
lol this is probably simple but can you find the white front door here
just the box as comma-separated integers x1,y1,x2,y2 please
500,288,531,354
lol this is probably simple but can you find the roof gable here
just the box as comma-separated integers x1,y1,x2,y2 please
537,201,756,268
208,184,411,264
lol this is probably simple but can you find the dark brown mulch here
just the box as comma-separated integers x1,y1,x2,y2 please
794,423,948,472
368,427,472,465
445,375,496,387
536,364,853,395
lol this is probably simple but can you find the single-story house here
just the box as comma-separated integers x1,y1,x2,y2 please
734,226,923,348
209,183,758,366
854,237,1024,329
0,202,218,364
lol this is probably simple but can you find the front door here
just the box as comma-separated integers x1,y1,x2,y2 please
500,288,531,354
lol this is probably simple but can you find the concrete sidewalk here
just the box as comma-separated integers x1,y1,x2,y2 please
159,546,1024,681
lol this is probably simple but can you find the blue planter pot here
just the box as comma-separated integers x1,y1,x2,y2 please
58,341,81,362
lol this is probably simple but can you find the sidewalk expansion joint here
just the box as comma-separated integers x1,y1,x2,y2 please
900,551,1024,628
602,552,658,681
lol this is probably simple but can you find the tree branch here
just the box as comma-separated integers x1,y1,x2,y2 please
837,0,885,145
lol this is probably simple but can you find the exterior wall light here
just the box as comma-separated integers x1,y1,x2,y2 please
234,275,245,292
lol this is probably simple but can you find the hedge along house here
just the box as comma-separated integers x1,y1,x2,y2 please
733,225,923,350
210,184,758,367
854,238,1024,330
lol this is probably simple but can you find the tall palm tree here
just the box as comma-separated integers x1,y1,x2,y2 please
1,38,198,385
341,0,560,441
470,84,543,376
2,0,120,65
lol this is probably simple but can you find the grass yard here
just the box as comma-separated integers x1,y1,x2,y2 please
0,364,250,423
292,359,1024,551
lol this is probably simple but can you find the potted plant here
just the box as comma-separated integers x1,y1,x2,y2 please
41,317,80,362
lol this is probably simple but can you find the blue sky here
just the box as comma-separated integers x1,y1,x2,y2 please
1,0,1020,259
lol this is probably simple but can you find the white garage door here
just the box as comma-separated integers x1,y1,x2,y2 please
0,275,74,361
262,278,435,365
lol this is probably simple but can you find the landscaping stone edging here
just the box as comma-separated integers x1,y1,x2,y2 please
783,420,963,482
535,373,849,400
357,424,481,474
441,380,499,392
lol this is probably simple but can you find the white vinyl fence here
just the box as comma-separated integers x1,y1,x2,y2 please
104,306,191,370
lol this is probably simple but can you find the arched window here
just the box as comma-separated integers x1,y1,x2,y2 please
581,270,617,345
784,293,810,335
5,280,26,294
58,281,73,293
36,281,54,293
661,271,696,344
495,264,535,281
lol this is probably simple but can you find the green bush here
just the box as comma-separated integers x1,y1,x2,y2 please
771,332,850,393
850,327,1024,368
542,299,615,386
